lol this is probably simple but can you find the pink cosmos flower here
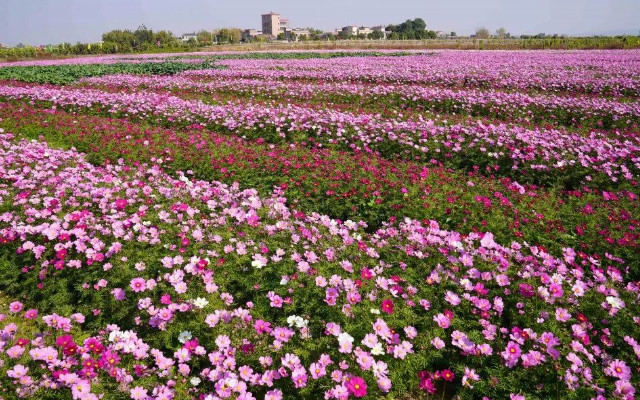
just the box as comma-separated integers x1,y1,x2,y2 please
615,380,635,398
346,376,367,398
114,198,128,211
130,278,146,293
265,389,283,400
381,299,394,314
555,308,571,322
549,283,563,298
9,301,23,313
7,364,28,378
440,369,455,382
111,288,125,300
607,359,631,380
130,386,148,400
434,313,451,329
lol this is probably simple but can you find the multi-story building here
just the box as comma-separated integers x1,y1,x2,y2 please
280,18,290,32
242,29,264,41
358,27,374,36
341,26,359,36
262,12,282,38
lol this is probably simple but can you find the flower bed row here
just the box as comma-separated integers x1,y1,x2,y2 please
186,51,640,97
78,73,640,130
1,82,638,187
1,103,639,265
0,132,638,399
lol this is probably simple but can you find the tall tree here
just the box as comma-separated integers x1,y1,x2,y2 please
134,24,154,47
154,30,177,47
215,28,242,44
196,30,214,46
475,27,491,39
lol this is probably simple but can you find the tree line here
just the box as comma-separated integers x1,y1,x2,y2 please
2,21,640,59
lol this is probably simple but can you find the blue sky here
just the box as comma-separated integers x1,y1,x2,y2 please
1,0,638,46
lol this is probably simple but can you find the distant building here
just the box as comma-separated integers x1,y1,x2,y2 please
372,26,392,39
342,26,359,36
341,26,382,37
262,12,282,37
286,29,310,41
280,18,290,32
180,33,197,43
242,29,264,41
358,27,374,36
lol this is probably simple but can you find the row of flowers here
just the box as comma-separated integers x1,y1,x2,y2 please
187,51,640,97
0,131,638,399
1,103,638,264
1,81,638,186
78,72,640,130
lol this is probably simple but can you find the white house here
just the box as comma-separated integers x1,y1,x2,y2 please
180,33,198,43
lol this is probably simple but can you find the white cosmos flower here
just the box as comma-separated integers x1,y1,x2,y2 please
178,331,192,344
606,296,624,309
192,297,209,309
338,332,354,344
371,343,385,356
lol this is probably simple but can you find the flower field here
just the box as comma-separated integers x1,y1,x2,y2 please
0,50,638,400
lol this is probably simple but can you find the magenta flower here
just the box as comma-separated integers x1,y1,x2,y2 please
440,369,455,382
381,299,394,314
549,283,563,298
346,376,368,398
114,198,128,211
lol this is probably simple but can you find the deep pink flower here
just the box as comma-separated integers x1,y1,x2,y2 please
549,283,563,298
440,369,455,382
346,376,367,398
381,299,394,314
114,198,127,211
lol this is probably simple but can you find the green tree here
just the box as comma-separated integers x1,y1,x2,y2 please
369,30,385,40
154,30,177,47
413,18,427,31
496,27,508,39
134,24,154,48
196,30,214,46
475,27,491,39
102,29,137,52
215,28,242,44
386,18,429,39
